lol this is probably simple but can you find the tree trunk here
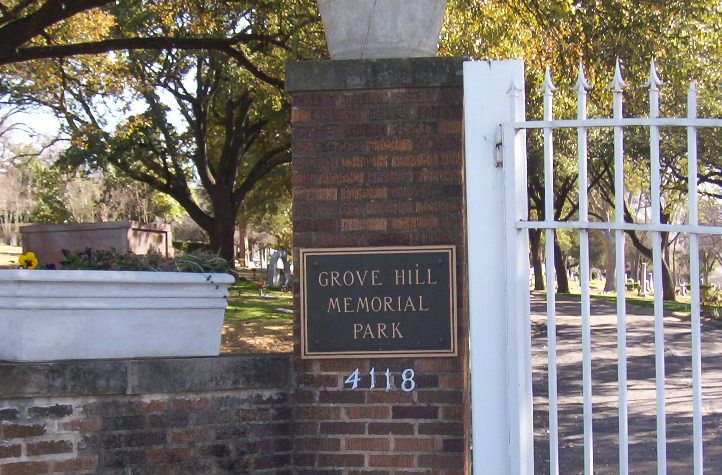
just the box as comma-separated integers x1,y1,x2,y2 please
602,229,616,292
662,258,676,302
529,229,545,291
554,232,570,294
207,195,237,264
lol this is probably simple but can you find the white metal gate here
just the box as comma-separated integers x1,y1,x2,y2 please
465,59,722,474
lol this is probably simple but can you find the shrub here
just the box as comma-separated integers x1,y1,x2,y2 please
60,248,235,275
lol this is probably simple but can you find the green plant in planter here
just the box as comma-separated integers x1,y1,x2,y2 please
60,248,235,275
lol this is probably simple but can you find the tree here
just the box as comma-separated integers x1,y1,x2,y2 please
58,51,291,260
0,0,323,87
441,0,722,300
1,1,324,261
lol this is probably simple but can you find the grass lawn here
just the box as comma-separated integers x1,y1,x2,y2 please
222,278,294,353
225,279,293,324
557,278,693,316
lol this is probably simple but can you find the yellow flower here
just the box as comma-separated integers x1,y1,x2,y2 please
19,252,38,270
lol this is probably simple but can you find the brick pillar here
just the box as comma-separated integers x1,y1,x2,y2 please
288,57,469,474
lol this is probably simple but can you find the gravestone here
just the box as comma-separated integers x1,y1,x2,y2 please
267,250,291,288
21,221,173,267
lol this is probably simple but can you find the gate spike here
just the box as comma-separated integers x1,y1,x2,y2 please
575,62,592,93
643,58,663,91
539,66,557,95
609,58,626,92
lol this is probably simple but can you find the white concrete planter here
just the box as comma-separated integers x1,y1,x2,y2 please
318,0,447,59
0,270,234,362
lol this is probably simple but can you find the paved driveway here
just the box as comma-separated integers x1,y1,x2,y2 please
531,294,722,474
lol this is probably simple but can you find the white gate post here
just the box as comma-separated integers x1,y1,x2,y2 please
464,60,533,475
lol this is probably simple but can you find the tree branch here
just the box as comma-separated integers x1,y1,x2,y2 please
2,36,285,87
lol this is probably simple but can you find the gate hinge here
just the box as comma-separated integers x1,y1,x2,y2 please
493,125,503,168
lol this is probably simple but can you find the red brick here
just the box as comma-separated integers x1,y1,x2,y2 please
441,406,464,420
418,453,464,469
318,360,366,373
368,139,412,153
296,437,340,452
344,406,389,420
293,188,337,201
297,373,340,388
366,392,414,404
417,169,461,184
370,156,389,168
315,108,368,122
147,447,192,464
340,187,388,200
28,405,73,419
295,390,318,404
340,156,367,168
418,422,464,436
414,200,458,213
389,216,438,231
318,453,365,467
291,108,312,123
369,454,415,468
394,437,441,452
439,152,463,166
50,457,97,472
345,437,390,451
390,154,438,168
318,391,366,404
0,461,49,475
320,421,365,435
170,398,208,411
368,170,413,184
294,93,337,106
336,91,388,105
296,406,341,420
388,122,437,136
317,172,365,185
0,444,21,458
168,428,210,443
26,439,73,456
341,218,387,232
1,423,45,438
416,359,460,372
0,409,18,421
416,390,463,405
392,406,438,420
443,438,466,453
367,422,414,436
439,121,462,134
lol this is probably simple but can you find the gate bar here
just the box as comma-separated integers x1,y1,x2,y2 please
576,63,594,474
611,59,630,474
687,82,704,475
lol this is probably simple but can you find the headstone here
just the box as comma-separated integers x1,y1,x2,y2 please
267,250,292,288
21,221,173,268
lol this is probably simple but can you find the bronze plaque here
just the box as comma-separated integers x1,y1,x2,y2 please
300,246,457,359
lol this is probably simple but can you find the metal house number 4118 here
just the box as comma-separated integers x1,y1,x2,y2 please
344,368,416,392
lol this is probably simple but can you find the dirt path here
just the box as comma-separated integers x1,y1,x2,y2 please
221,320,293,354
531,294,722,474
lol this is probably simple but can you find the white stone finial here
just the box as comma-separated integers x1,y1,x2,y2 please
575,62,591,93
643,58,663,91
609,58,626,92
539,66,557,95
507,78,523,96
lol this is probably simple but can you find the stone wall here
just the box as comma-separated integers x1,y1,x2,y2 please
0,355,293,474
288,57,470,474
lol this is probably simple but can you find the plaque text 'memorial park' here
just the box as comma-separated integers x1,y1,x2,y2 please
300,246,457,358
